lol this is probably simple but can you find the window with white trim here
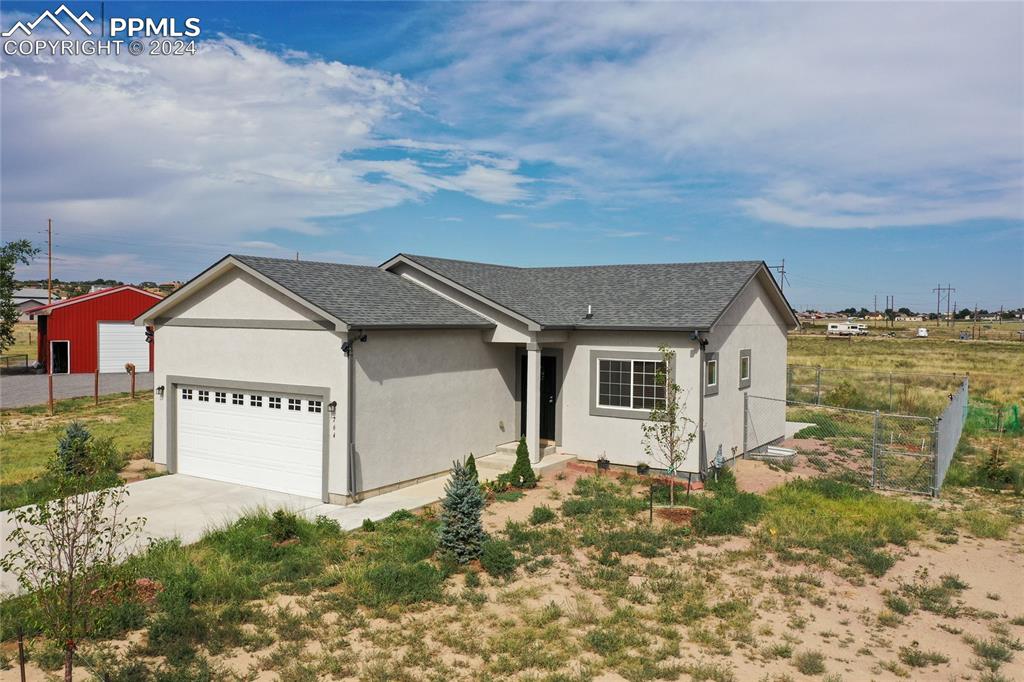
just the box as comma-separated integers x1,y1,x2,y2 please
215,391,227,404
308,400,322,413
704,352,719,397
181,388,193,400
232,393,244,405
249,395,263,407
268,397,281,409
739,349,751,389
198,390,209,402
597,358,666,410
288,398,301,411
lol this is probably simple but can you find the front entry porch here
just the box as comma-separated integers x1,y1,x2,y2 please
515,344,563,464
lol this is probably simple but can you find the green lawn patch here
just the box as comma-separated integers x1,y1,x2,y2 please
759,478,932,576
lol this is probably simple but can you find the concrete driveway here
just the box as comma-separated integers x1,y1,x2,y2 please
0,372,154,409
0,473,447,594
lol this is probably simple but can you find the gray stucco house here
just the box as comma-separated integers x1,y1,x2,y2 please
137,253,798,504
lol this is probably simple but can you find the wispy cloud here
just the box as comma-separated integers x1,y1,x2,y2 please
426,2,1024,228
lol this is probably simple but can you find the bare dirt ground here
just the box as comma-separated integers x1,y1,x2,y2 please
4,467,1022,681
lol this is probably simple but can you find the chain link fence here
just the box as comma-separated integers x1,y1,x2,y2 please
744,380,968,496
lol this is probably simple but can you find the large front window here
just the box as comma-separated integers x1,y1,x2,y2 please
598,358,666,410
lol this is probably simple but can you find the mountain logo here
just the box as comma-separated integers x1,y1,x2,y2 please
2,4,95,37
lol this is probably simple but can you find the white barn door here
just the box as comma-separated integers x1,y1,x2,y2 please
98,322,150,373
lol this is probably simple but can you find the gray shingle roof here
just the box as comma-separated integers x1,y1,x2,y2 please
233,255,492,329
399,255,771,329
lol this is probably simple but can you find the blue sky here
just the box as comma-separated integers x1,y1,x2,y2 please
1,1,1022,311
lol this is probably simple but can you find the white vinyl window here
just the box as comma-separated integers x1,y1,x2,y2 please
704,352,719,397
706,359,718,386
597,358,666,410
308,400,322,413
232,393,244,405
250,395,263,407
215,391,227,404
181,388,193,400
739,349,751,389
198,390,209,402
268,397,281,409
288,398,301,411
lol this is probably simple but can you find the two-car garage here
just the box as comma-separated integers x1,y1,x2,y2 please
174,383,327,499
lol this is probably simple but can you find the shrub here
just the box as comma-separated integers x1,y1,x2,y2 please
506,437,538,489
361,518,376,532
269,510,300,543
793,649,826,675
438,459,487,563
54,422,92,476
480,539,516,578
465,453,479,482
146,563,207,664
825,380,865,409
528,505,556,525
898,644,949,667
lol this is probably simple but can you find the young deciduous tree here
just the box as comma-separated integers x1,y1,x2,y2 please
0,240,40,353
438,458,487,563
641,346,698,506
0,470,145,682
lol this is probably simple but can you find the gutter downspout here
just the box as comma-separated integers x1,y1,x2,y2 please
695,330,707,479
347,345,356,501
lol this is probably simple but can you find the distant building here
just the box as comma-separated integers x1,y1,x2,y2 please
12,287,57,322
25,286,163,374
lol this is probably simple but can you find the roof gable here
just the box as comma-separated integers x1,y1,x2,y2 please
140,255,493,330
25,285,161,315
390,255,796,330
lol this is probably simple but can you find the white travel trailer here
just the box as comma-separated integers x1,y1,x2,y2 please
827,322,858,336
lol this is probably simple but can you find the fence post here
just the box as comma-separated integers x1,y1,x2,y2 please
871,410,880,489
815,366,822,405
742,393,748,459
94,369,99,406
888,373,893,411
932,417,942,498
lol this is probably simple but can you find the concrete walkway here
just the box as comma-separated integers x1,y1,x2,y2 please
0,372,154,409
0,452,576,594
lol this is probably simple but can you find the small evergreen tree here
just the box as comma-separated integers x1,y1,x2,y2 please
508,437,538,488
465,453,479,483
438,459,487,563
56,422,92,476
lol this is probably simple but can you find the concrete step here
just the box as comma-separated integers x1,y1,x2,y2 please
493,440,557,458
476,450,576,478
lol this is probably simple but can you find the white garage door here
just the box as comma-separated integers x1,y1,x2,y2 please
176,385,324,498
98,323,150,373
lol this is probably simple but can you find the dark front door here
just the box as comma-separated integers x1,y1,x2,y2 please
51,341,69,374
520,355,557,441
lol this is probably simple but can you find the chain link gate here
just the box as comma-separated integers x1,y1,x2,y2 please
743,394,940,496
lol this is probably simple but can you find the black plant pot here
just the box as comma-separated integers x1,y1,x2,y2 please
597,458,610,471
636,464,650,476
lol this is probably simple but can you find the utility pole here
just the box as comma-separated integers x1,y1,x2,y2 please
769,259,787,293
47,218,52,303
873,294,877,315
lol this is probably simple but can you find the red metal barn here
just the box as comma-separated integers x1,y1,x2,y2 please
27,286,163,374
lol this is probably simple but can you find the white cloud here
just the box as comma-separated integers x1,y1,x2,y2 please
428,2,1024,228
1,34,531,279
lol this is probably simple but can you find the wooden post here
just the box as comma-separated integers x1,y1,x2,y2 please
17,626,26,682
129,365,136,399
94,369,100,406
48,372,54,416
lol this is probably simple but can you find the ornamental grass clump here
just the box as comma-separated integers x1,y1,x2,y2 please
438,458,488,563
